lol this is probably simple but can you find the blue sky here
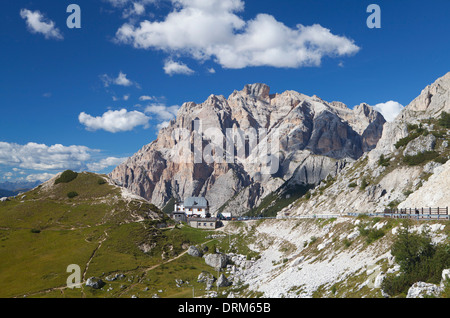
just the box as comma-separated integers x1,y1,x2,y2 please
1,0,449,183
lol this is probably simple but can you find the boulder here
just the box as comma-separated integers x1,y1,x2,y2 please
197,271,215,284
374,272,385,289
406,282,441,298
85,277,105,289
187,245,203,257
105,273,125,281
441,269,450,287
204,253,228,269
198,271,216,290
217,274,231,287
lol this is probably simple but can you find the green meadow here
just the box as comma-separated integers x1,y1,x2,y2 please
0,172,224,298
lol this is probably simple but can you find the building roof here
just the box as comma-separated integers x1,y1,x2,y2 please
184,196,208,208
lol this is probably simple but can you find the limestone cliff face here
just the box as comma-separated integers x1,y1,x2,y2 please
109,83,385,214
289,72,450,216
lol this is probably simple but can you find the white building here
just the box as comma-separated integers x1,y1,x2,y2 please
174,197,210,218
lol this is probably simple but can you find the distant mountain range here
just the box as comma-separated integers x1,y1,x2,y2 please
0,180,40,197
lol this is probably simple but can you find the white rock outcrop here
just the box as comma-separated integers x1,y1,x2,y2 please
406,282,441,298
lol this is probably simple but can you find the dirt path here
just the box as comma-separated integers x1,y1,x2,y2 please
80,230,109,297
18,230,110,298
117,238,216,297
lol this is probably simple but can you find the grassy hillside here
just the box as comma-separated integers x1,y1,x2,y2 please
0,171,226,298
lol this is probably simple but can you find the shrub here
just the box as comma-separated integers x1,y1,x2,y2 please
67,191,79,199
395,132,421,149
97,178,107,185
358,224,385,244
438,111,450,129
382,222,450,296
387,200,401,209
366,228,385,244
304,191,311,200
31,229,41,234
55,170,78,184
343,239,352,248
403,151,439,166
378,154,391,167
407,123,419,132
360,177,369,191
348,182,357,188
434,156,449,164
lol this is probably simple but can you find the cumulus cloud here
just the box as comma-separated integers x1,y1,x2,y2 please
20,9,63,40
0,142,92,171
372,101,404,122
79,109,150,133
3,172,13,180
87,157,128,171
139,95,155,101
0,142,129,183
163,60,195,75
101,71,139,88
115,0,360,69
123,2,146,18
157,121,171,130
105,0,155,8
144,104,180,121
26,173,56,182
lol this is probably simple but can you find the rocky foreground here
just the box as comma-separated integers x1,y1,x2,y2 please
187,218,450,298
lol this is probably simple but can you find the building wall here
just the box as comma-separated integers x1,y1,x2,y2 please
188,220,217,230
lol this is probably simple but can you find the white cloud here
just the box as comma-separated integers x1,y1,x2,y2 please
105,0,155,8
163,59,195,75
123,2,146,18
372,101,404,122
0,142,129,182
26,173,56,182
105,0,132,7
144,104,180,121
115,71,133,86
20,9,63,40
0,142,92,171
139,95,155,101
87,157,128,171
115,0,360,69
101,71,139,88
157,121,171,130
112,94,130,101
79,109,150,133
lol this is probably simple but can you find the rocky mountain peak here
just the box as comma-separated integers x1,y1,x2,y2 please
110,83,388,215
400,72,450,121
354,103,371,115
241,83,271,99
